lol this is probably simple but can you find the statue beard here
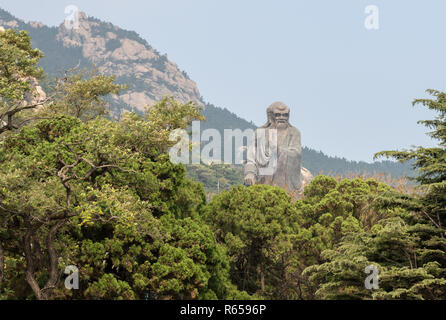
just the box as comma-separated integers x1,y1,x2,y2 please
276,122,288,130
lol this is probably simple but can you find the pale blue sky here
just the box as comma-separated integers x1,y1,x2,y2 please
0,0,443,162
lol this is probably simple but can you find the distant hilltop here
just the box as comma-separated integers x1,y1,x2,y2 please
0,8,203,117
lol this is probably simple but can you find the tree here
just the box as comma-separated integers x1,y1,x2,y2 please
204,175,401,299
304,215,446,300
375,89,446,230
41,67,126,121
373,89,446,299
204,184,303,299
0,29,44,134
303,90,446,300
0,95,245,300
295,176,401,299
0,28,249,300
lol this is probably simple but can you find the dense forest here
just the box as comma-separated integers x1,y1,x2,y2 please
186,159,414,197
1,28,446,301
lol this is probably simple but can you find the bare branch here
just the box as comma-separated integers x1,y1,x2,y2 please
0,98,51,134
2,98,50,118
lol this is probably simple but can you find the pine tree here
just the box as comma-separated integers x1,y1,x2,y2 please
375,89,446,227
304,90,446,300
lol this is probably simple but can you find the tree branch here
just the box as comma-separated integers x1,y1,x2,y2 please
0,98,50,134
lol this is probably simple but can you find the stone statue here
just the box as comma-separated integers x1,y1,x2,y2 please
244,102,312,196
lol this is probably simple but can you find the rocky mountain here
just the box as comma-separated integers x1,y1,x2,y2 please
0,8,203,116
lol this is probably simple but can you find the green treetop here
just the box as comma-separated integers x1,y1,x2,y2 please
0,29,44,134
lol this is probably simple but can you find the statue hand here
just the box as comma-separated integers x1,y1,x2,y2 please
244,173,256,186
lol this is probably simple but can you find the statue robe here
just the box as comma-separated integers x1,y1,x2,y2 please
244,125,302,192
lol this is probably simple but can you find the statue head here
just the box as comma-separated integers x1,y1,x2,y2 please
269,101,290,129
261,101,290,129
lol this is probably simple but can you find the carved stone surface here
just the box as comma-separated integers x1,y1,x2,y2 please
244,102,312,197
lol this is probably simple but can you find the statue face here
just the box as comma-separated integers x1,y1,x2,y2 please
272,106,290,129
274,111,289,124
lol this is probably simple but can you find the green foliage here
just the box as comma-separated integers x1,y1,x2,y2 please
304,216,446,300
0,22,217,300
376,89,446,221
186,163,244,197
42,68,127,121
0,28,43,102
204,176,406,299
0,28,44,134
186,157,414,198
0,95,245,300
304,90,446,300
205,184,301,299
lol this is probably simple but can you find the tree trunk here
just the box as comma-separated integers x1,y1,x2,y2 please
41,219,67,298
24,228,43,300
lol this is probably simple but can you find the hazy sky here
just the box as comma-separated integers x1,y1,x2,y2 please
0,0,444,162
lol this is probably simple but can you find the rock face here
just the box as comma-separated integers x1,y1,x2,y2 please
0,9,203,115
301,167,313,190
56,12,203,113
23,78,47,107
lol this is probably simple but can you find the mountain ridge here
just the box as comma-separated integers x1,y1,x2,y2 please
0,8,203,116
